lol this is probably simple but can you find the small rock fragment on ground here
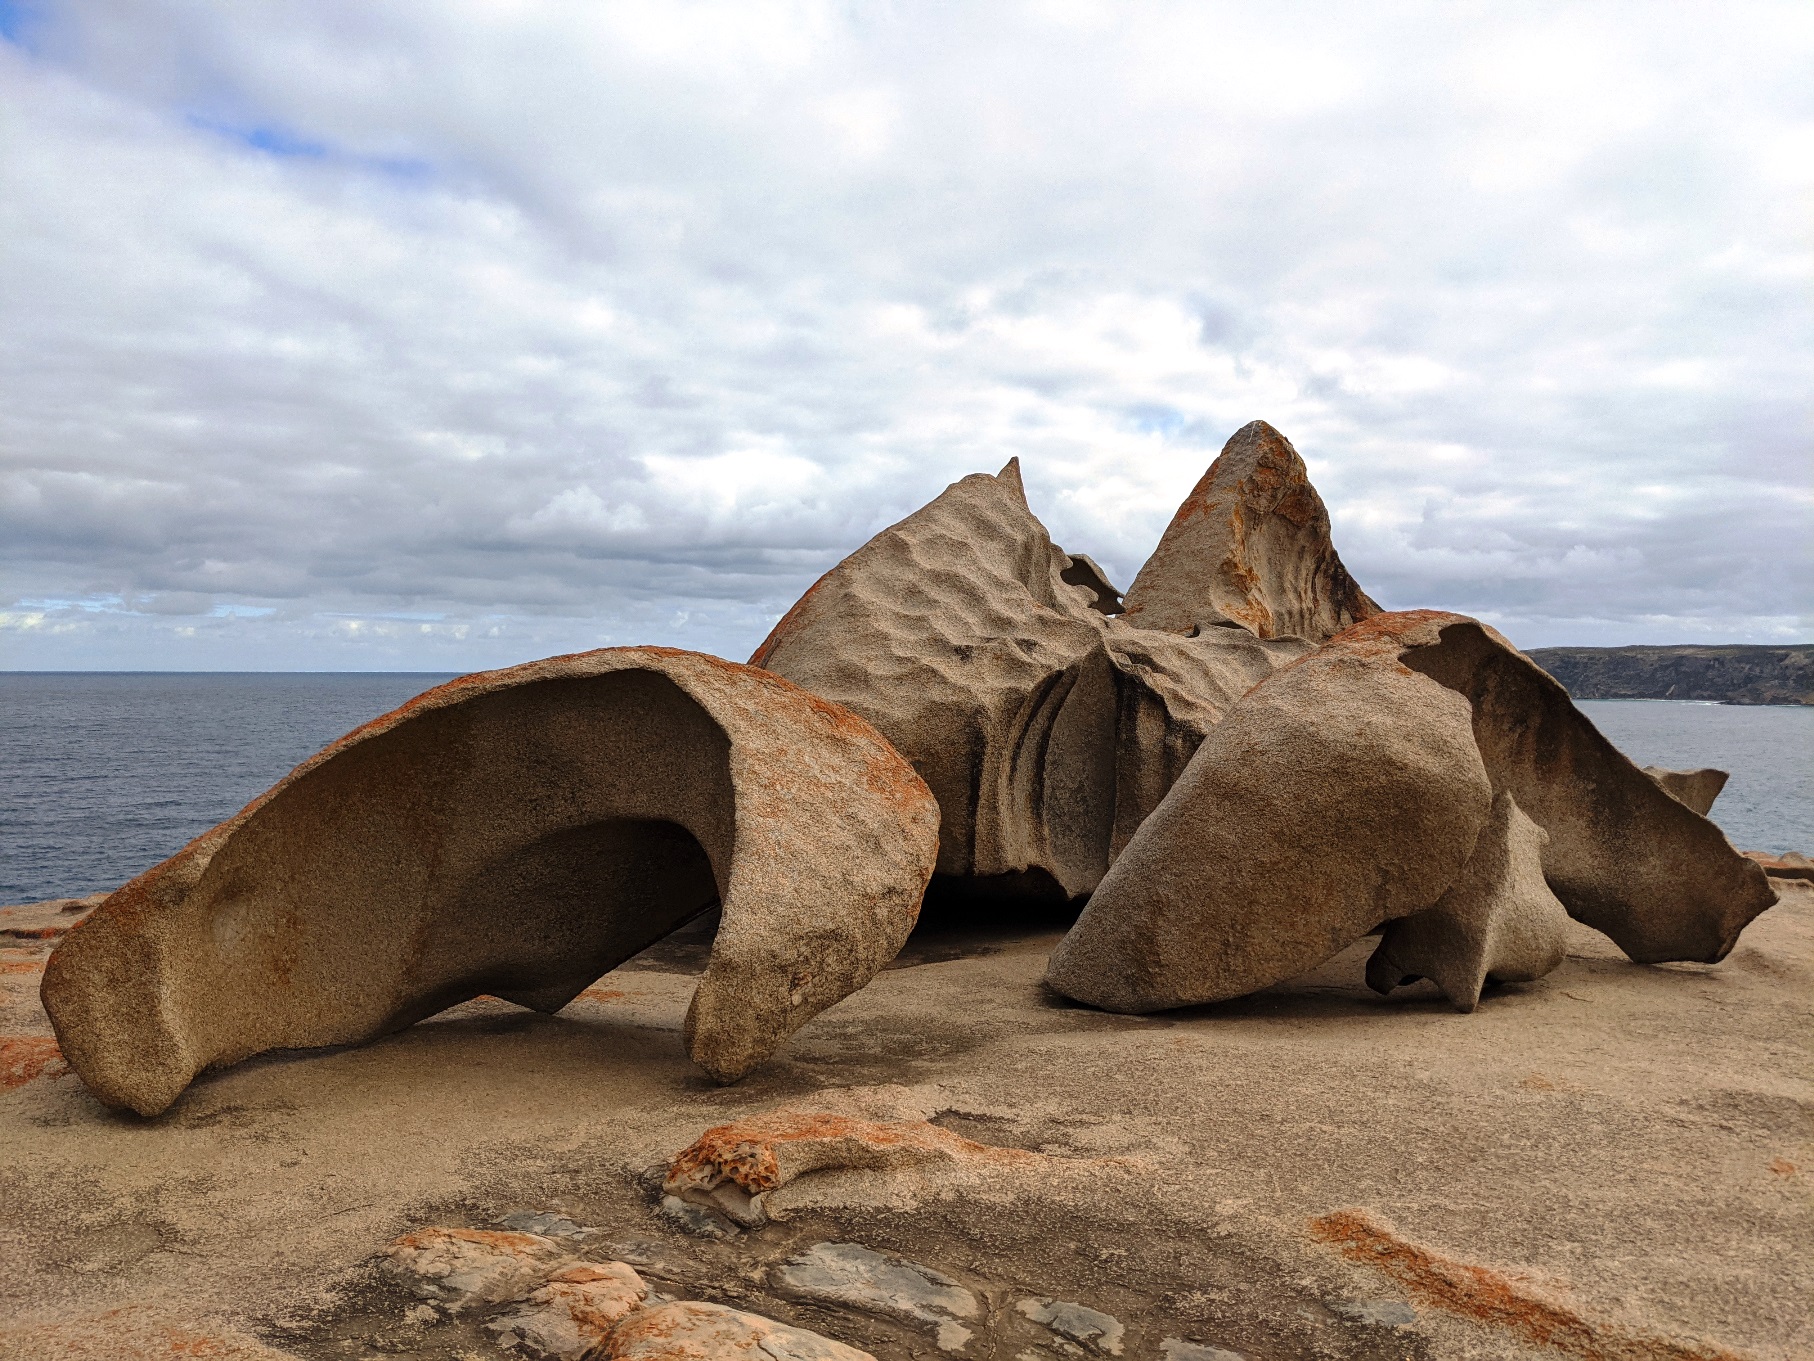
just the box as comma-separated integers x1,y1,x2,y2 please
773,1241,978,1352
657,1194,737,1239
487,1261,648,1360
1160,1341,1245,1361
1017,1298,1124,1355
1329,1297,1417,1327
380,1226,569,1311
607,1299,874,1360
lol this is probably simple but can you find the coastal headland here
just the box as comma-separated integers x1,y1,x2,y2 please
1526,646,1813,707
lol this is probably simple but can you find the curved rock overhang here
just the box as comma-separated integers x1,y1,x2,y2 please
41,648,940,1115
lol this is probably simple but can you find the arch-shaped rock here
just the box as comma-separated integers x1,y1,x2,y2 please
41,648,939,1115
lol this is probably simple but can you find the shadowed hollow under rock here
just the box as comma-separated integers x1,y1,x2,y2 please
41,648,939,1114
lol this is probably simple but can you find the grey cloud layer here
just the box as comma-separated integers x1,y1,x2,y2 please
2,0,1809,669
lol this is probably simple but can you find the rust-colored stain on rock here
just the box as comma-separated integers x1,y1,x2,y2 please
1309,1209,1747,1361
666,1109,1038,1195
1,1035,66,1090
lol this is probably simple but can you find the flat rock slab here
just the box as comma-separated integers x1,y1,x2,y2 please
1018,1297,1125,1354
1328,1298,1417,1327
774,1241,978,1351
1159,1342,1246,1361
486,1261,649,1360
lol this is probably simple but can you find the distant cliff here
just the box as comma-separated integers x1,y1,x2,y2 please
1525,645,1814,706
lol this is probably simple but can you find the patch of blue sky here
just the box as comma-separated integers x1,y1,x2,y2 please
210,604,276,618
16,595,123,613
0,0,42,46
322,612,448,622
187,114,328,159
1126,404,1189,438
186,114,433,182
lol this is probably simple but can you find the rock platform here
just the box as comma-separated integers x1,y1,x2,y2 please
1,881,1809,1360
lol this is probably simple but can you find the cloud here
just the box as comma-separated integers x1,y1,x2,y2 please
0,0,1808,670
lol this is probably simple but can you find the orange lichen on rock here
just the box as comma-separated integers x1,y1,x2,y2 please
1309,1209,1746,1361
666,1109,1040,1198
1,1035,66,1090
381,1225,571,1310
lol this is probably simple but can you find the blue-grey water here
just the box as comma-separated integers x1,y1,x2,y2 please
0,673,453,902
0,677,1808,904
1573,699,1811,855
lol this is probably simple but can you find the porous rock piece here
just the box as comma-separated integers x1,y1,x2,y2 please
1047,614,1495,1011
750,457,1305,895
1018,1297,1124,1355
1391,614,1777,962
1643,766,1729,817
487,1262,648,1360
774,1242,978,1352
380,1226,568,1311
42,648,939,1115
1366,792,1570,1012
1120,420,1379,642
664,1109,1041,1225
606,1300,874,1361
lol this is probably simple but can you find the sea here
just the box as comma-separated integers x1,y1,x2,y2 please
1,675,1809,904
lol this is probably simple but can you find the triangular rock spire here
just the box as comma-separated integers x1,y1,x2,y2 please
995,456,1026,503
1120,420,1379,643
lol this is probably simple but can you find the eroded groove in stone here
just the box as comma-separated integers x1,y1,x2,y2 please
750,452,1312,900
41,648,939,1115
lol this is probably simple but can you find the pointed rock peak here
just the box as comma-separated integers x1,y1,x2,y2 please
995,456,1027,504
1120,421,1379,643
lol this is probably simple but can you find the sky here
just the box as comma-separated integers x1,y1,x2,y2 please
1,0,1809,671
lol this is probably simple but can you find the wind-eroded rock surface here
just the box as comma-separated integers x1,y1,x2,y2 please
748,433,1338,898
1048,611,1776,1013
41,648,939,1114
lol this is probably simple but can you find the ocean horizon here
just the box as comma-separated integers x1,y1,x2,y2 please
2,671,1808,904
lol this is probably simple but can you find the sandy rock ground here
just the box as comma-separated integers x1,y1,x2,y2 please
2,882,1809,1361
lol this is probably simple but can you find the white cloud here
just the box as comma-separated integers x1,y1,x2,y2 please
0,0,1808,669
